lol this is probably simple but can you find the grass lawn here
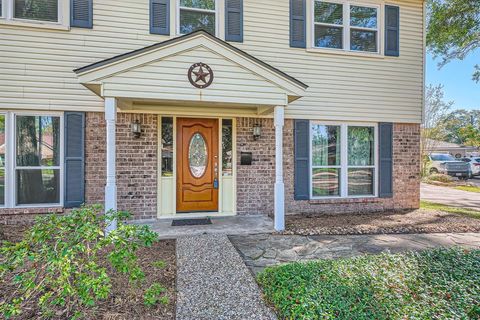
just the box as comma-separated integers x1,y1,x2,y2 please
258,248,480,319
455,185,480,193
420,200,480,219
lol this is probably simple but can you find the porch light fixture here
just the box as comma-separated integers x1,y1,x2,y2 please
131,120,142,138
253,123,262,140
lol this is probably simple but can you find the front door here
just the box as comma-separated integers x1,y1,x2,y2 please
176,118,219,212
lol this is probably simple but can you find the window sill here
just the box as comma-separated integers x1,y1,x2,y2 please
306,47,385,59
0,19,70,31
308,197,380,205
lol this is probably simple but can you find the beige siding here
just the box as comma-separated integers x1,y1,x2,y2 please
0,0,424,122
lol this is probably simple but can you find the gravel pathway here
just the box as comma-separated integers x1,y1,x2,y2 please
176,234,277,320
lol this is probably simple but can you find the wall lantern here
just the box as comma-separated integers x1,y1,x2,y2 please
131,120,142,138
253,123,262,141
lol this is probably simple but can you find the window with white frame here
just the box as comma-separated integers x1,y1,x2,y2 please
0,0,65,25
310,122,377,198
178,0,216,35
14,114,62,206
0,114,5,206
313,0,379,53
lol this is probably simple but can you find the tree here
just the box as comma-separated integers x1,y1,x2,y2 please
427,0,480,81
459,124,480,147
439,109,480,144
421,84,453,175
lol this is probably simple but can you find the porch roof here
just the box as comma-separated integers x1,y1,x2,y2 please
74,31,308,110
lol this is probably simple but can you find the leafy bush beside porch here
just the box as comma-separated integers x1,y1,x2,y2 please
0,205,171,319
258,248,480,319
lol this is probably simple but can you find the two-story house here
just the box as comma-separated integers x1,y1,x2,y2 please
0,0,423,229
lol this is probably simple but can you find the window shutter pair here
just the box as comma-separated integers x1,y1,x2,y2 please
289,1,400,56
71,0,93,28
294,121,394,200
64,112,86,208
150,0,244,42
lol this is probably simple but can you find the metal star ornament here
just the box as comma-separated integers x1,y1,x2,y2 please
188,63,214,89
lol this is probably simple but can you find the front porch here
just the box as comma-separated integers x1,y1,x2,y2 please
137,215,274,239
75,31,308,232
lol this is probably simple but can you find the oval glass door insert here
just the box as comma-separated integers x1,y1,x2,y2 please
189,132,208,178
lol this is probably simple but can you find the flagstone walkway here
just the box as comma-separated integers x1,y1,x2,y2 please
176,234,276,320
230,232,480,274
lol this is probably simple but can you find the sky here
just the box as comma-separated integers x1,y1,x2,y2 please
426,50,480,111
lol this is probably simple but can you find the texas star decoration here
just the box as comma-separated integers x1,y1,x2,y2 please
188,62,214,89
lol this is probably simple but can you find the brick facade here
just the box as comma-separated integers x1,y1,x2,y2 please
1,113,420,224
85,112,158,220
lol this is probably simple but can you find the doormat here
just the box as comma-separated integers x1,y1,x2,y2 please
172,218,212,227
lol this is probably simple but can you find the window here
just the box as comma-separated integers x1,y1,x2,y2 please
161,117,173,177
0,114,5,206
14,0,58,22
15,115,62,205
310,122,377,198
178,0,216,35
0,0,67,28
313,0,379,53
222,119,233,176
311,124,341,196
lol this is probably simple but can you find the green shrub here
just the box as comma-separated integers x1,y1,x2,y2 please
143,283,169,307
426,173,454,183
0,205,160,319
258,248,480,319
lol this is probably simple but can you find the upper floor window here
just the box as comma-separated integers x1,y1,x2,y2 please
14,0,58,22
0,0,68,29
178,0,217,35
313,0,379,53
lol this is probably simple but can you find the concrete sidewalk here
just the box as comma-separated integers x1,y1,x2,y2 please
421,183,480,209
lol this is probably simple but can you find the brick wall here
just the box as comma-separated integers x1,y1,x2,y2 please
85,112,158,220
236,119,421,216
236,118,275,215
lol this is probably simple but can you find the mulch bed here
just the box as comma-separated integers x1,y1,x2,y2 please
282,209,480,235
0,225,177,320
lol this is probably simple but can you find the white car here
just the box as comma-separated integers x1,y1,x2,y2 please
427,153,471,179
461,157,480,177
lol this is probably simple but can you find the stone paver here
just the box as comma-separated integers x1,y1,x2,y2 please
176,234,277,320
230,233,480,274
421,183,480,209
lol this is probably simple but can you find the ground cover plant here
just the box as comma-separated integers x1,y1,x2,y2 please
421,200,480,219
0,205,175,319
455,185,480,193
258,248,480,319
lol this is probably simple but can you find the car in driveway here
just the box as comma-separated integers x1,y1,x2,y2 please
427,153,471,179
461,157,480,177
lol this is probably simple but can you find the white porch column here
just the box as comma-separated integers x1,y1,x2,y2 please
105,97,117,233
274,106,285,231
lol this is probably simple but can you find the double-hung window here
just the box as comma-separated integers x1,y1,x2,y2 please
310,122,377,198
0,0,67,28
313,0,379,53
15,114,62,206
178,0,217,35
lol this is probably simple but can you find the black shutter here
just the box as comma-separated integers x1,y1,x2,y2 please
71,0,93,29
294,120,310,200
64,112,85,208
150,0,170,35
379,122,393,198
225,0,243,42
385,5,400,56
290,0,306,48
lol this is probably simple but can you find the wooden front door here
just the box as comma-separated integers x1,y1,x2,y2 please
176,118,219,212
